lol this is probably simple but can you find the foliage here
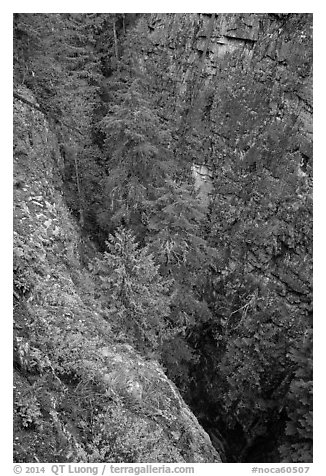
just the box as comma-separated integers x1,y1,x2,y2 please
220,289,303,429
13,13,109,234
90,227,172,352
14,14,102,130
191,54,313,461
143,178,218,388
87,403,183,463
15,393,43,429
13,233,47,297
279,329,313,462
13,13,312,464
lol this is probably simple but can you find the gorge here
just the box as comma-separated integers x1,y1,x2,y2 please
13,13,312,463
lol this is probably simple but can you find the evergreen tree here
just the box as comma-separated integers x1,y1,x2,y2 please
279,329,313,462
97,65,175,239
14,14,110,232
193,69,313,461
89,227,172,352
144,178,218,388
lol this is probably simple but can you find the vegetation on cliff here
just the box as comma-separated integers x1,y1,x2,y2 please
13,13,312,463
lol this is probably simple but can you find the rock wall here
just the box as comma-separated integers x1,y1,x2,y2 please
13,86,221,463
137,13,312,310
191,164,213,207
132,14,312,462
138,13,312,163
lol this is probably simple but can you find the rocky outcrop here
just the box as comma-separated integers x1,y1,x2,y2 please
13,13,312,463
13,87,221,463
137,13,312,309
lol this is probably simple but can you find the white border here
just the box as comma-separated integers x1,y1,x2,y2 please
3,3,323,473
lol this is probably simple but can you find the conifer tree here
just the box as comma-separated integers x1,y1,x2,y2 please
90,227,171,352
97,66,174,239
14,13,102,129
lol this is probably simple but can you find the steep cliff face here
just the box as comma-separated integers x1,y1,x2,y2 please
132,13,312,462
13,13,312,464
136,12,312,311
140,13,312,169
13,87,221,463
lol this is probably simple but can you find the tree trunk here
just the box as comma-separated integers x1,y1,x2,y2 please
72,146,84,227
113,16,119,62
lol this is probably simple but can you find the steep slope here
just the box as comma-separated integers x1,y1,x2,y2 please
13,86,221,463
129,13,312,462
